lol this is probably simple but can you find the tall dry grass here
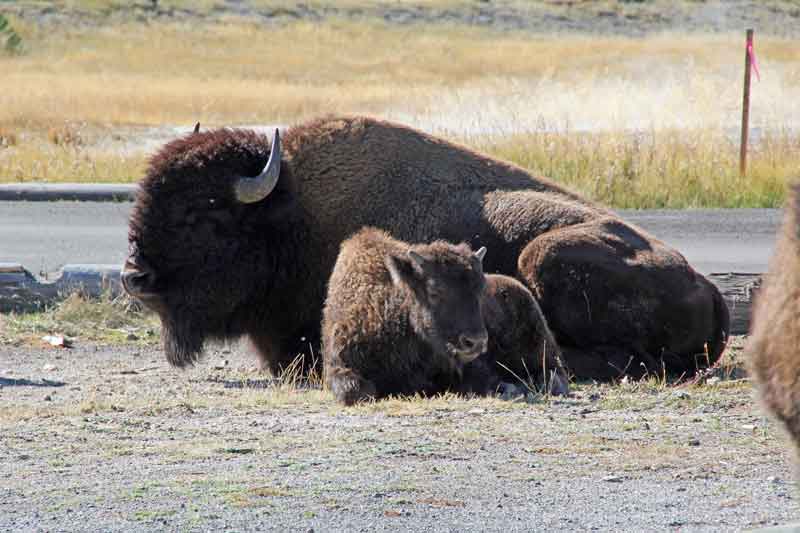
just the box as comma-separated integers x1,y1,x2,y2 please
473,127,798,208
1,16,798,206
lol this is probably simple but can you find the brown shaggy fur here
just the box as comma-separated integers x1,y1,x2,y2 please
126,115,729,378
748,183,800,459
322,228,489,405
477,275,569,395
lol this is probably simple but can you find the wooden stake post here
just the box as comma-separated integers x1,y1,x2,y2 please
740,29,754,177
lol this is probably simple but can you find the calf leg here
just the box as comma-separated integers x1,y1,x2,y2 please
326,366,378,406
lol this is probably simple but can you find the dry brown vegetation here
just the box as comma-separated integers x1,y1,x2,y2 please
1,11,799,206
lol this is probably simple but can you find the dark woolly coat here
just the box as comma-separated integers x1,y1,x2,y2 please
322,228,488,404
477,274,568,393
128,115,729,378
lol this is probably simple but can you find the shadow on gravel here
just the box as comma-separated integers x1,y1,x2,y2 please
0,377,66,388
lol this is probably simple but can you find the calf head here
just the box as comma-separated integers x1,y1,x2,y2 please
386,242,489,364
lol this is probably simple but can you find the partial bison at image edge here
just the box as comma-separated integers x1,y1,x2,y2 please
748,182,800,465
122,115,729,379
321,228,569,404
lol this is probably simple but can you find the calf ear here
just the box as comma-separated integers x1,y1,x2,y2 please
386,253,421,291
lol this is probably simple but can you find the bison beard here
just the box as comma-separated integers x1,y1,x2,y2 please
124,115,730,380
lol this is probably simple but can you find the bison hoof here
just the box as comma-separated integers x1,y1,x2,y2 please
548,370,570,397
497,382,524,401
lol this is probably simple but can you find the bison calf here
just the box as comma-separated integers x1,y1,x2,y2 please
748,184,800,463
322,228,568,405
473,275,569,397
323,228,489,404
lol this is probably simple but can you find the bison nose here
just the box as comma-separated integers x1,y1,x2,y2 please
121,263,157,297
457,332,488,361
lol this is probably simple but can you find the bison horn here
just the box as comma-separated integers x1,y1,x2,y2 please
193,122,200,134
234,128,282,204
474,246,487,262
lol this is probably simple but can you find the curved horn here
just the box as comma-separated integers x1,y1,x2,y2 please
234,128,282,204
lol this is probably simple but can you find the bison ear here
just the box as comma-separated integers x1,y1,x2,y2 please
386,253,422,291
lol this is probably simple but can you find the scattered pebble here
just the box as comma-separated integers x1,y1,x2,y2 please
602,475,623,483
706,376,720,385
41,335,71,348
42,364,56,372
688,439,701,447
672,390,690,400
43,395,52,401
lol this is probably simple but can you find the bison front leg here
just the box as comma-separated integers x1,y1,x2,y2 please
455,356,502,396
249,327,322,377
325,366,378,406
516,217,729,380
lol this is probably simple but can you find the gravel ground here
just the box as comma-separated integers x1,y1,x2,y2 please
1,336,797,532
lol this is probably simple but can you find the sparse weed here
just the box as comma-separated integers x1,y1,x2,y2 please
2,289,160,345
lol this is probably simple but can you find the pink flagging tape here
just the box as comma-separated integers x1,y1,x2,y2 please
748,41,761,81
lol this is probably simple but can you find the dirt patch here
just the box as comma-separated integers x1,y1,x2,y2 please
1,336,797,531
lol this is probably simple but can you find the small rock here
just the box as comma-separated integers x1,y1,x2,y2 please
688,439,701,447
213,359,229,370
602,475,623,483
706,376,720,385
42,364,56,372
42,335,71,348
741,424,756,431
467,408,485,415
126,333,138,341
672,390,690,400
43,395,52,402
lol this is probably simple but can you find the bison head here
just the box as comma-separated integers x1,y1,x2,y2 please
122,128,292,367
386,243,489,364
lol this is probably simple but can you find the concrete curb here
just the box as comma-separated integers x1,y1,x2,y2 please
0,263,123,312
0,261,759,337
0,183,137,202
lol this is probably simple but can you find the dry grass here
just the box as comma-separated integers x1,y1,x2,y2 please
0,291,160,345
473,127,798,208
1,16,799,206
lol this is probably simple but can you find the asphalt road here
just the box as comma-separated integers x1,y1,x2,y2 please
0,202,782,276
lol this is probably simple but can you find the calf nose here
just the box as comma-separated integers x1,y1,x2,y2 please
457,332,488,360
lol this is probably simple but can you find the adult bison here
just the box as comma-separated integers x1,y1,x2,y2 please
122,115,729,379
748,184,800,460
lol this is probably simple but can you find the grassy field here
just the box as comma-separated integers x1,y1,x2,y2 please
1,11,799,207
